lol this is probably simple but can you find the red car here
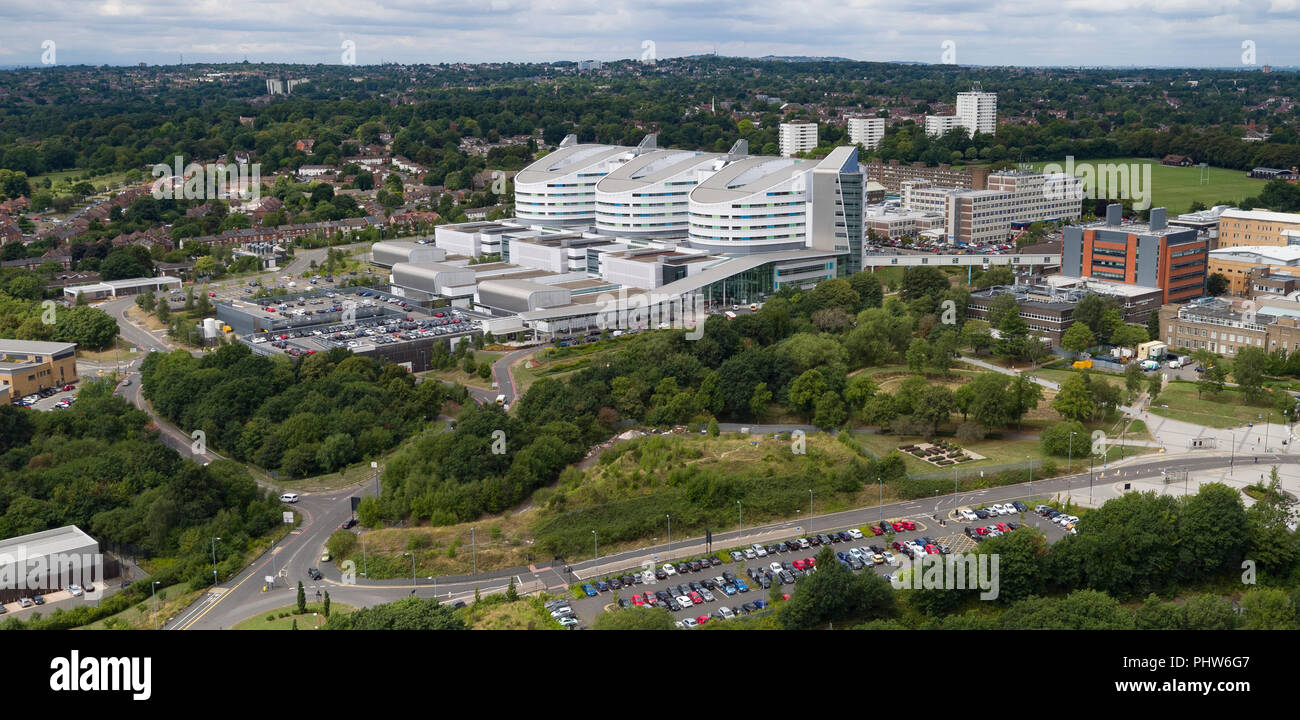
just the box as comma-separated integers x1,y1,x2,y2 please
995,522,1010,533
891,541,903,550
891,522,906,532
924,544,939,555
61,384,75,391
869,525,883,536
631,594,645,606
804,557,817,568
643,592,657,605
975,526,990,536
208,292,216,297
688,591,703,604
792,559,807,570
695,615,709,625
901,520,917,531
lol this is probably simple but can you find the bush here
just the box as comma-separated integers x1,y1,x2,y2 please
1040,420,1087,457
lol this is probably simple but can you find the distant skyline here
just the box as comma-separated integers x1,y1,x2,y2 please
1,1,1299,69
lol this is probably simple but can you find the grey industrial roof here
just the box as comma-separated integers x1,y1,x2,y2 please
0,525,98,559
655,248,839,297
0,339,77,356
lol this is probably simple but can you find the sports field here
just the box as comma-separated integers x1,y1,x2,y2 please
1026,157,1268,214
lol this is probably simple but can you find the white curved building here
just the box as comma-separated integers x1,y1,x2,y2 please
514,137,636,226
594,150,728,237
687,156,817,254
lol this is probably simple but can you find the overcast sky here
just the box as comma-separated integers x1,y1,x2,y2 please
1,0,1298,68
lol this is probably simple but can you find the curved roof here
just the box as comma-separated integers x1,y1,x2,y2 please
515,144,633,186
690,156,815,205
596,150,725,194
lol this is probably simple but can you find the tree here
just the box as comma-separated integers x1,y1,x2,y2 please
99,249,150,281
1146,371,1162,402
1176,483,1248,583
779,546,895,629
707,418,719,436
1007,374,1043,431
1110,324,1149,356
1239,588,1297,630
913,385,955,435
297,580,306,614
1180,594,1239,630
1198,363,1228,398
1146,310,1160,341
974,266,1015,289
899,266,948,301
1053,372,1097,422
1134,594,1183,630
1124,362,1144,400
1061,322,1095,355
323,591,331,617
1041,420,1087,457
749,382,772,421
787,370,827,416
591,606,678,630
1206,273,1229,297
813,391,848,430
986,293,1020,329
905,337,929,373
995,312,1029,360
54,306,119,350
326,597,466,630
1074,294,1121,340
1233,347,1268,402
848,271,884,309
960,319,993,355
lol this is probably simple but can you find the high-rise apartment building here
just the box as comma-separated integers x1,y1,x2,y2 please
779,123,818,157
847,117,886,150
925,88,998,137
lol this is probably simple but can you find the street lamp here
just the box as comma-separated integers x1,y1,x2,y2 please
402,552,416,592
809,489,814,520
667,514,671,546
737,500,743,532
592,530,598,562
1026,456,1033,499
210,537,221,586
471,527,476,576
151,580,162,630
1067,431,1078,473
877,477,882,525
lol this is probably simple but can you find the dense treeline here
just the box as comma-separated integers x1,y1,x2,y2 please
0,288,120,349
0,379,284,595
140,343,443,477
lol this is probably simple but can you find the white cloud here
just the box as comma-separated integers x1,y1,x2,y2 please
0,0,1297,65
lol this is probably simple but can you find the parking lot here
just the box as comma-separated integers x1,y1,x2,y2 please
556,506,1072,628
9,383,79,412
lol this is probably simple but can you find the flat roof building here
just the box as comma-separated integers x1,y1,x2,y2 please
1216,208,1300,249
62,276,182,302
0,339,77,398
779,123,818,157
370,240,445,268
1063,205,1207,304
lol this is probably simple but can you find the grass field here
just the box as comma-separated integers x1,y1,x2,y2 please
460,597,564,630
417,350,503,390
82,584,202,630
1149,381,1277,428
1025,157,1268,215
232,602,356,630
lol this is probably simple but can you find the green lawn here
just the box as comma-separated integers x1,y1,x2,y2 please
1149,381,1276,428
1024,157,1268,215
233,602,356,630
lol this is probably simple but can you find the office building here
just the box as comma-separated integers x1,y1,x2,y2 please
847,116,886,149
1062,204,1207,304
0,339,77,399
1207,245,1300,296
901,171,1082,246
863,159,989,192
1158,297,1299,357
779,123,818,157
1215,208,1300,249
969,277,1162,346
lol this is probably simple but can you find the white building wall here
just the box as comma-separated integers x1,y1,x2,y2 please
847,117,885,149
779,123,818,157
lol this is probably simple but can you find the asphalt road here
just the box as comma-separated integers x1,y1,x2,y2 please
165,446,1285,629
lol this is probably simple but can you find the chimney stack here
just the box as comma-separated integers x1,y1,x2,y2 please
1149,207,1167,231
1106,203,1122,226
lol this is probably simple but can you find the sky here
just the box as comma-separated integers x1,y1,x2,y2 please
1,0,1299,68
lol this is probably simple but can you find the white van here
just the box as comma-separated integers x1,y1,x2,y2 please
1167,357,1184,369
279,493,299,503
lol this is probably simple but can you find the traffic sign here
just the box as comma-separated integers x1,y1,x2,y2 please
282,511,294,524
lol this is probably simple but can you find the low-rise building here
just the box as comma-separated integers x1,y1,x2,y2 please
1207,245,1300,296
63,276,183,302
0,339,77,398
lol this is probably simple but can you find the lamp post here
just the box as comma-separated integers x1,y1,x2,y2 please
361,534,368,579
403,552,416,593
1231,429,1235,469
1089,454,1095,505
371,460,379,496
877,477,882,525
667,514,671,546
1026,456,1033,499
737,500,743,532
809,489,814,520
1068,431,1077,473
209,537,221,586
592,530,598,562
151,580,161,630
471,527,476,575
